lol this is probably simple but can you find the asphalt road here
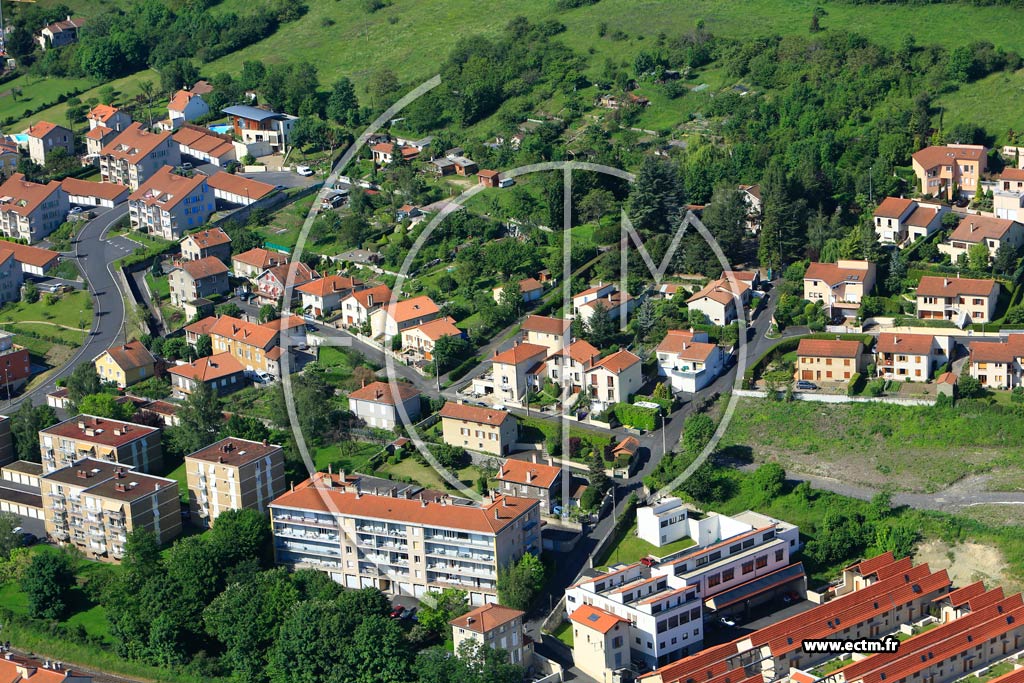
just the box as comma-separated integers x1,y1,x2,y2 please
5,205,130,411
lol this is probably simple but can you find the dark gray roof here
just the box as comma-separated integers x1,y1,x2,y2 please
222,105,288,122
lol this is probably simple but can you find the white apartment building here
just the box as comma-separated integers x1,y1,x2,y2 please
269,473,541,606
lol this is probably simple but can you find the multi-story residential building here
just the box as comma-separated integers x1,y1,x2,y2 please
129,165,214,240
0,331,28,397
450,603,533,667
85,125,118,157
167,352,246,396
25,121,73,165
492,278,543,304
570,604,632,683
209,315,282,376
185,437,286,528
521,314,571,356
939,216,1024,264
686,278,751,326
490,342,548,404
1,652,93,682
167,90,210,128
401,316,463,361
875,333,953,381
802,260,876,317
36,15,85,50
0,252,22,306
586,350,643,410
968,334,1024,389
0,415,15,467
546,338,600,395
656,329,724,393
497,458,562,514
93,341,156,389
795,338,865,383
100,123,181,190
255,262,319,305
38,415,163,474
0,173,69,243
347,380,421,430
439,401,517,456
0,139,20,178
872,197,946,245
297,275,363,318
86,104,131,132
994,167,1024,220
223,105,298,155
372,295,441,338
911,144,987,200
169,256,229,306
641,552,952,683
40,458,180,561
269,471,540,605
340,285,391,327
180,227,232,263
231,247,288,278
916,276,1000,324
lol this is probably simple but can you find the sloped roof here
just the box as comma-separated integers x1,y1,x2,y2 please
796,338,862,358
167,352,244,382
87,104,121,124
232,247,287,269
185,436,281,467
179,256,228,280
101,123,173,163
592,349,641,373
449,602,524,633
296,275,361,297
498,458,560,488
803,261,872,287
912,144,985,169
873,196,915,219
128,165,206,210
948,216,1020,244
0,173,64,217
439,401,513,426
168,90,201,113
348,284,391,309
60,177,130,201
687,278,749,306
348,380,420,405
876,333,938,355
385,295,439,323
521,314,570,336
916,276,997,297
406,316,461,341
205,171,276,200
0,240,58,268
570,604,629,634
183,227,231,249
209,315,278,349
906,206,938,227
26,121,63,139
493,342,548,366
97,341,154,371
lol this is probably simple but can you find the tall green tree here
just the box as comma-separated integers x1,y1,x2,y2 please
326,77,360,125
700,183,749,261
11,403,57,462
757,160,807,270
169,381,223,455
21,550,76,619
341,614,412,683
0,511,21,560
417,588,470,637
627,156,685,233
67,362,103,403
497,553,546,610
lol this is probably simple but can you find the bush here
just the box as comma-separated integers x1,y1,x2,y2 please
865,378,885,397
612,402,658,431
847,373,864,396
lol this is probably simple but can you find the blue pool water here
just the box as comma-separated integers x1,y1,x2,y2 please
9,134,26,143
208,124,232,135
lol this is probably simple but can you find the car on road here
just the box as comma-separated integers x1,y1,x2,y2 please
795,380,819,391
305,324,317,333
296,165,314,176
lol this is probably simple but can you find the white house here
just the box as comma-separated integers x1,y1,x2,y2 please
585,350,642,410
656,329,724,393
347,380,421,430
168,90,210,128
340,284,391,328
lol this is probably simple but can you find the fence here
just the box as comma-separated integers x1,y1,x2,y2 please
733,388,936,407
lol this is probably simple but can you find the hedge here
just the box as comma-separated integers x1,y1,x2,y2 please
743,333,875,389
612,402,658,431
446,355,481,382
633,394,671,411
846,373,865,396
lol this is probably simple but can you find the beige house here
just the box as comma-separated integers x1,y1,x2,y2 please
340,284,391,328
916,276,999,325
269,471,540,605
795,338,865,383
167,352,246,396
968,334,1024,389
521,315,570,356
939,216,1024,264
86,104,131,132
347,380,421,430
911,144,987,199
497,458,562,514
93,341,156,389
492,277,543,304
490,343,548,404
570,604,631,683
686,278,751,326
40,458,180,562
231,247,287,279
994,168,1024,220
401,316,463,361
546,339,600,395
169,256,230,306
297,275,363,318
37,15,86,50
450,603,533,667
440,402,517,456
0,173,70,243
25,121,73,166
185,437,286,528
209,315,282,376
372,295,441,338
872,197,946,245
585,350,643,410
129,165,214,240
39,415,163,474
100,123,181,190
802,260,876,316
875,333,953,382
85,125,118,157
180,227,232,263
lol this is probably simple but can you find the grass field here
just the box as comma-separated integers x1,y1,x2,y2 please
145,272,170,300
0,289,91,326
313,440,383,473
551,619,574,647
597,521,696,568
0,73,95,124
936,69,1024,137
254,194,317,250
719,397,1024,493
376,456,485,494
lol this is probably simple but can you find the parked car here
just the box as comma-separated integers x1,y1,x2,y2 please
389,605,405,619
254,371,274,384
181,162,193,170
782,591,801,604
795,380,819,391
296,165,314,176
399,608,415,620
640,556,658,568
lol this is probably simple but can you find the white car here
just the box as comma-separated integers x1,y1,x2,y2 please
255,371,274,384
295,166,314,177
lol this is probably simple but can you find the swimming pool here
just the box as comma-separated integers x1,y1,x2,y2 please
9,134,26,144
207,124,232,135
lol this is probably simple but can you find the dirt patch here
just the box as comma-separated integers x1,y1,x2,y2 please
914,539,1019,593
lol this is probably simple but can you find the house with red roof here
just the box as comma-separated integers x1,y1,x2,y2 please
0,173,70,243
371,142,420,164
0,652,92,682
0,239,59,276
347,380,421,430
172,126,235,166
802,260,876,317
61,177,131,208
167,352,246,397
231,247,287,278
490,342,548,405
84,124,119,157
872,196,946,245
875,333,954,382
497,458,562,513
340,284,391,328
372,294,440,338
86,104,131,132
911,144,987,200
439,401,517,456
916,276,1000,325
585,349,643,409
401,316,464,361
256,262,319,305
521,314,571,356
450,602,532,667
93,341,156,389
545,338,600,394
570,604,632,683
25,120,73,166
167,90,210,129
968,333,1024,389
168,256,230,306
493,277,544,304
205,170,276,204
656,329,724,392
180,227,232,263
939,215,1024,264
297,275,363,318
686,277,751,326
795,338,865,384
128,165,214,240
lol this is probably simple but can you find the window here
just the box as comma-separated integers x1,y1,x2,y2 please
742,561,754,575
722,568,734,581
755,555,768,569
708,573,721,587
775,549,784,562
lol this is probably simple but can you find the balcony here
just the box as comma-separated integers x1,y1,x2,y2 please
274,526,339,543
426,562,495,578
426,533,491,548
273,513,337,528
275,541,341,558
425,545,494,563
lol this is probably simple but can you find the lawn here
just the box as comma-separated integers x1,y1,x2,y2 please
0,289,91,326
146,272,170,300
550,619,574,648
597,521,696,568
166,461,190,502
719,397,1024,494
937,69,1024,138
313,440,383,473
253,194,317,251
0,72,96,125
376,456,486,494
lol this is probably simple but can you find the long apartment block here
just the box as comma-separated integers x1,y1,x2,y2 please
185,437,286,528
269,471,541,606
38,415,162,474
40,458,181,562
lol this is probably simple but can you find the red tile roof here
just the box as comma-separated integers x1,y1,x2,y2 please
26,121,62,139
233,247,287,270
172,127,233,158
184,316,218,337
498,459,560,489
449,602,523,633
0,653,89,682
0,173,64,217
916,276,997,297
168,90,201,113
912,144,986,169
209,315,278,349
185,436,281,467
948,215,1020,243
270,472,536,533
0,240,58,268
439,401,513,426
803,261,873,286
60,177,130,201
969,334,1024,363
205,171,276,200
167,352,244,382
687,278,749,306
101,123,174,164
612,435,640,456
999,168,1024,182
906,205,938,227
183,227,231,249
348,380,420,405
873,197,915,219
41,415,158,448
385,295,439,323
348,284,391,309
561,339,600,365
518,277,542,293
406,316,461,341
876,333,939,356
180,256,228,280
261,262,317,287
493,342,548,366
657,330,718,361
85,125,114,141
593,349,641,373
569,604,629,634
129,165,207,210
796,338,862,359
98,341,155,371
521,314,570,336
296,275,361,297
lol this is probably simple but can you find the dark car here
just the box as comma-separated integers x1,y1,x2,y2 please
795,380,819,391
400,607,415,620
20,532,38,546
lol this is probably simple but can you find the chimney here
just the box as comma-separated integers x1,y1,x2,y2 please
421,498,427,507
494,508,500,520
526,469,533,483
78,420,85,429
945,278,951,287
531,452,538,463
970,222,976,233
218,456,224,464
